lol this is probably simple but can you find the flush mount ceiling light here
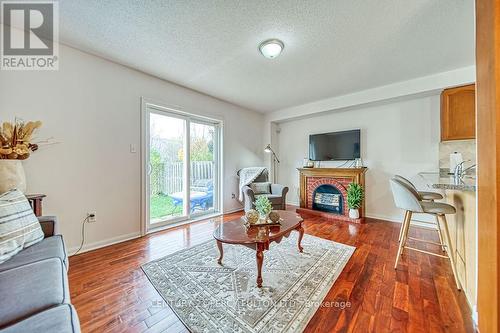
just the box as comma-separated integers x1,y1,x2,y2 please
259,39,284,59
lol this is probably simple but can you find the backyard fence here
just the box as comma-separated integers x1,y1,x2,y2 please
150,161,214,195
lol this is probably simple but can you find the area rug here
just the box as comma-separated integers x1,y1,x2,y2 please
142,233,355,333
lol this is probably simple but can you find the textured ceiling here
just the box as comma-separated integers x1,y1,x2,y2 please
58,0,475,112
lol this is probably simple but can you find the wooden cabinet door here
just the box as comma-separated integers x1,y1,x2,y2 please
441,84,476,141
445,190,477,308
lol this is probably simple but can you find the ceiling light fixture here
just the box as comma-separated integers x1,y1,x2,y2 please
259,39,284,59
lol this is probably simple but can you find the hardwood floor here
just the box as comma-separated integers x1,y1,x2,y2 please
68,208,474,333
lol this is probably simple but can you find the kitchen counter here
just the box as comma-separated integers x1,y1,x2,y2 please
419,172,476,192
418,171,477,310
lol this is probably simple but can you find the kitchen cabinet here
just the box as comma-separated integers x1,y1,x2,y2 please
444,189,476,309
419,173,477,309
441,84,476,141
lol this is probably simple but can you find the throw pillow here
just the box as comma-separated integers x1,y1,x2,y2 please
250,182,271,195
0,189,44,264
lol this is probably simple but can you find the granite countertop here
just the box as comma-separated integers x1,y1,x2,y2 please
419,172,476,192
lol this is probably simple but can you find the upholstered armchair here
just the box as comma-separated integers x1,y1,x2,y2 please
238,169,289,212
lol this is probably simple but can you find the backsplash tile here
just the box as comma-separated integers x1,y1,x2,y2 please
439,139,476,172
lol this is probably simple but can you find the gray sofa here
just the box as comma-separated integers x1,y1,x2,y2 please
240,169,289,212
0,216,80,333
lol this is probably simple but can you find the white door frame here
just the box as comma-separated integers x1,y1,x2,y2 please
140,98,223,235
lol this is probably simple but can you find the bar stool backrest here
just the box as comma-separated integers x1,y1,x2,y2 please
389,177,423,213
394,175,418,192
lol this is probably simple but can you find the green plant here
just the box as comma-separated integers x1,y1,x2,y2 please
254,196,272,216
150,149,162,165
190,137,214,161
347,183,364,210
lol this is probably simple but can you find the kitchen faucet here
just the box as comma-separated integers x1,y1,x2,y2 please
454,161,476,179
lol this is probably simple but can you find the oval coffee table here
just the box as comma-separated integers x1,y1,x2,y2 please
213,210,304,288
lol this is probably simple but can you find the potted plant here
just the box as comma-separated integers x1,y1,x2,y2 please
0,119,42,193
254,196,273,220
347,183,364,219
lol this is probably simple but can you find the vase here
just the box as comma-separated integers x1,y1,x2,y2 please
0,160,26,194
259,212,269,221
348,208,360,219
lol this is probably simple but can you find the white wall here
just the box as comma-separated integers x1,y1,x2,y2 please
0,43,265,251
274,95,441,223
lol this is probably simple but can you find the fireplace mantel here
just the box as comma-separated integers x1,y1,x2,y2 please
297,167,368,223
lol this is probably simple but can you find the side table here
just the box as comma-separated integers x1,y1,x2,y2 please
25,194,46,217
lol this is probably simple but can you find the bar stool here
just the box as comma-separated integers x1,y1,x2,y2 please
389,177,461,290
393,175,446,251
394,175,443,201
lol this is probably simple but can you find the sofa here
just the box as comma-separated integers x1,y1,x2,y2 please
0,216,80,333
240,169,289,212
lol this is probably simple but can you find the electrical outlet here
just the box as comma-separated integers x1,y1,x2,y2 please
231,193,236,199
87,212,97,223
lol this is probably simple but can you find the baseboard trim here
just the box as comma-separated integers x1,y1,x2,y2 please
68,231,142,256
472,305,478,327
223,207,244,214
365,213,437,230
68,209,435,256
286,202,438,230
69,209,244,256
407,220,438,230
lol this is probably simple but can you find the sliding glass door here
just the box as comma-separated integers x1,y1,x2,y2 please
149,112,188,224
189,121,219,217
144,103,221,231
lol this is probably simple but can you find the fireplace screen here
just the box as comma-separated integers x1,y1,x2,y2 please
312,184,344,214
314,193,340,206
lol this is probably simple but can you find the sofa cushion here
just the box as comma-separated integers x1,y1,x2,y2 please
250,182,271,195
0,189,44,264
0,304,80,333
0,235,67,272
0,257,69,328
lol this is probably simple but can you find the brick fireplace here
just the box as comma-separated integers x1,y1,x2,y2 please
297,167,367,223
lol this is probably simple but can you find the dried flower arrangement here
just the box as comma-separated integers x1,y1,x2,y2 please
0,119,42,160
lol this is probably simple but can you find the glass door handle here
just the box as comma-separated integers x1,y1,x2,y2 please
148,163,152,175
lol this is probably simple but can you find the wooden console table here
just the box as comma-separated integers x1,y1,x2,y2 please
26,194,46,217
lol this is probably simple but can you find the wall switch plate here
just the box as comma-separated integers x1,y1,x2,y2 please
130,144,137,153
87,212,97,223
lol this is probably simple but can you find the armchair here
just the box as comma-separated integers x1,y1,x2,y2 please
238,169,289,212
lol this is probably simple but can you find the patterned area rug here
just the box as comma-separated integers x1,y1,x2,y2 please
142,233,355,333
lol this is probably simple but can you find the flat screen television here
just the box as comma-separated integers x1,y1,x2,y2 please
309,129,361,161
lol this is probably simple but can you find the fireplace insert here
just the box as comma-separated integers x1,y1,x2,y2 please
312,184,344,214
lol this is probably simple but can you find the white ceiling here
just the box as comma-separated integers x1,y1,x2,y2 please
58,0,475,113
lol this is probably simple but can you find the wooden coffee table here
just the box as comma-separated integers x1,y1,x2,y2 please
213,210,304,288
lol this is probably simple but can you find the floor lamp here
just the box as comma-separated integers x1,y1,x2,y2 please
264,144,280,182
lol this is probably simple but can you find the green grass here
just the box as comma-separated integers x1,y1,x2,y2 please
150,194,182,220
